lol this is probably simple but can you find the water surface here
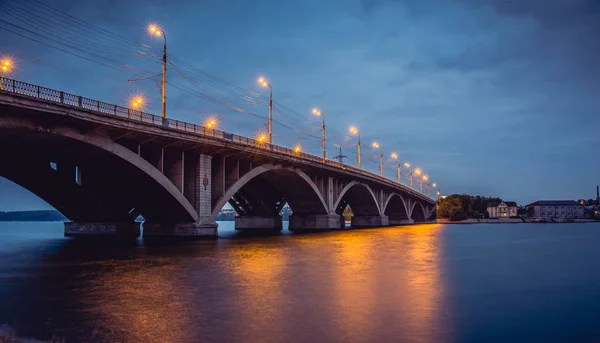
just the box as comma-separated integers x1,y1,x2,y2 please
1,222,600,342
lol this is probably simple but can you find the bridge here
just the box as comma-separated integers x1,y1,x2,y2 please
0,78,436,238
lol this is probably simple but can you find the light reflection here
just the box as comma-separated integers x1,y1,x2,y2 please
330,225,444,341
81,258,193,342
226,245,286,340
332,233,378,340
401,224,444,340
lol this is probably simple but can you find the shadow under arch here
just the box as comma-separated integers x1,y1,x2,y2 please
211,164,328,218
383,193,410,222
410,201,427,222
0,118,198,223
333,181,381,216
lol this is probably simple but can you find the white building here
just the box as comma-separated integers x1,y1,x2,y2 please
487,201,518,218
526,200,584,219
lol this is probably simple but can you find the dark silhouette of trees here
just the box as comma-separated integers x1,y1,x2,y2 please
437,194,503,221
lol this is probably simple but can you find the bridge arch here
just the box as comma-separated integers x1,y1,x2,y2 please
383,193,410,221
333,181,381,216
0,117,199,223
410,201,427,222
211,164,328,218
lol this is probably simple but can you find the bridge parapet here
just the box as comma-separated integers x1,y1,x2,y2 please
0,77,436,238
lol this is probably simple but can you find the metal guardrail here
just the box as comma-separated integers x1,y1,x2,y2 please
0,77,433,202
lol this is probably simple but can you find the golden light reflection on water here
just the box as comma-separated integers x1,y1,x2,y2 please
330,224,445,341
80,259,195,342
54,225,445,342
331,232,378,340
402,224,446,341
225,244,287,340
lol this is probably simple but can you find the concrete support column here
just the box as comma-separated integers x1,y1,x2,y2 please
64,222,140,238
235,216,283,231
389,218,414,226
164,149,184,192
143,222,217,238
288,214,342,231
144,153,218,239
351,215,389,228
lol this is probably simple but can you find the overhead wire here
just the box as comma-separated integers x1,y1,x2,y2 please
0,0,427,174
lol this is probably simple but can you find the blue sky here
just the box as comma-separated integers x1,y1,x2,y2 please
1,0,599,210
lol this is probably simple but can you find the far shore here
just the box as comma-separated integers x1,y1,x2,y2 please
437,218,598,224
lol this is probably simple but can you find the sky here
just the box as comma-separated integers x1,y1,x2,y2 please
0,0,599,210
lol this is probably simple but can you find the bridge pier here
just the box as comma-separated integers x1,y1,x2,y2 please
143,221,218,238
389,218,414,226
351,215,389,228
235,216,283,231
64,222,141,238
288,214,342,231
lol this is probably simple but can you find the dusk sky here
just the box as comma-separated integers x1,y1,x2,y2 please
1,0,599,211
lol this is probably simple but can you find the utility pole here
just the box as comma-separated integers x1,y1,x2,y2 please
148,25,167,118
268,85,273,144
333,146,347,164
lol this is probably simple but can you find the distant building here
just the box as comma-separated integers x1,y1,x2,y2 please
526,200,584,219
487,201,518,218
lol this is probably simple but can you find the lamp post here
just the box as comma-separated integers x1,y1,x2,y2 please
258,77,273,144
372,142,383,176
432,182,438,198
420,174,428,194
391,153,401,183
415,168,422,192
426,178,432,197
129,94,144,118
312,108,326,160
405,163,413,188
349,126,361,169
0,57,13,91
204,117,218,136
148,25,167,118
256,132,267,146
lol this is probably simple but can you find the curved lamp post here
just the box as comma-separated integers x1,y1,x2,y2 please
258,77,273,144
148,25,167,118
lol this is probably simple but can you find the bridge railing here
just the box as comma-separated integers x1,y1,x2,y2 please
0,77,433,202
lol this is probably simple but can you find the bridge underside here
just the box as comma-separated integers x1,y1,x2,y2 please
0,96,436,239
227,169,333,231
0,128,197,237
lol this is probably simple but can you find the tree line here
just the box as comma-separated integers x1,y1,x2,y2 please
437,194,503,221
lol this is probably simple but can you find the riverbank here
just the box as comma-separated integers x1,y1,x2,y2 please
437,218,598,224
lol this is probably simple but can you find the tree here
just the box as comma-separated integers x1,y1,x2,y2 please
437,194,505,220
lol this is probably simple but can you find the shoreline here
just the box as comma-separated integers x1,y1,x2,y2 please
436,218,598,224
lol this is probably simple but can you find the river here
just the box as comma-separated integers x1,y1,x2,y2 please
1,222,599,342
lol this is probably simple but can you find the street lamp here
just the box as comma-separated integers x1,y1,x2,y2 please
312,108,326,160
349,126,361,169
415,168,422,191
129,95,145,109
0,57,13,91
372,142,383,176
391,153,401,184
294,144,302,154
420,174,428,194
256,132,267,145
204,116,218,136
258,77,273,144
148,24,167,118
1,58,12,75
405,163,412,188
432,182,438,198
